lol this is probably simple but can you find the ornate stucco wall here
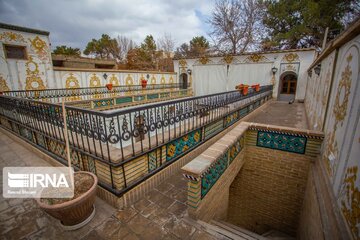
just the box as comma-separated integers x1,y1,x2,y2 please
173,49,316,99
0,23,178,91
0,25,53,91
53,69,177,89
305,20,360,240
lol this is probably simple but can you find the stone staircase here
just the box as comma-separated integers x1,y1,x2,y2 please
184,217,295,240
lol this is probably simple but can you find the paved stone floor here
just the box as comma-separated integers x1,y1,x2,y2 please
247,101,309,129
0,131,216,240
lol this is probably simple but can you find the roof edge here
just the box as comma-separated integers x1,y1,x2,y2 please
0,22,50,36
308,17,360,70
173,48,316,60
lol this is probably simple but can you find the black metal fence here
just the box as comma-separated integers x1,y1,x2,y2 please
2,83,185,103
0,85,272,195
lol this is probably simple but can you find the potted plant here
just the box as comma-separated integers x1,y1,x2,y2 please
36,101,98,230
106,83,113,90
141,78,148,88
242,85,249,95
36,171,97,230
251,84,260,92
235,84,244,93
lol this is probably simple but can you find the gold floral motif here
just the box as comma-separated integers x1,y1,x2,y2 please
169,76,174,83
285,64,296,71
223,55,233,64
25,56,46,91
125,74,133,85
199,56,209,65
89,74,101,87
0,32,26,43
89,74,102,98
282,53,299,63
65,74,81,101
334,54,352,122
179,59,187,67
66,74,80,88
340,166,359,239
160,75,166,84
244,54,269,63
109,74,119,86
151,75,156,84
0,76,10,91
324,53,353,177
29,36,48,61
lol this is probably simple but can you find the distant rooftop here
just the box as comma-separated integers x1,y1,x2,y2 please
52,54,116,69
0,22,50,36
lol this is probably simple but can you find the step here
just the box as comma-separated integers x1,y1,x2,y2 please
211,220,268,240
262,230,295,240
182,217,232,240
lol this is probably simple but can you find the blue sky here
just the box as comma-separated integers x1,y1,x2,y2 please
0,0,215,50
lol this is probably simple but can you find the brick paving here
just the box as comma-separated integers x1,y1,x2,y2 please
247,101,308,129
0,131,217,240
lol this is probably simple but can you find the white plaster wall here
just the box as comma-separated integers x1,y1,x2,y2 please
0,28,53,91
174,50,316,99
305,51,336,131
305,33,360,240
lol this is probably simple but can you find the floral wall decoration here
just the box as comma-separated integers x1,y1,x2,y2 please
282,53,300,63
89,73,101,87
65,73,80,89
199,56,210,65
0,75,10,91
243,54,270,63
109,74,119,86
25,56,46,91
125,74,134,85
323,53,353,178
223,55,234,64
179,59,187,68
0,31,26,43
340,166,359,239
29,36,49,62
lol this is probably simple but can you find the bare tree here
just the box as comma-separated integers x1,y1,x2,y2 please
156,33,175,71
157,33,175,58
116,35,135,63
208,0,265,54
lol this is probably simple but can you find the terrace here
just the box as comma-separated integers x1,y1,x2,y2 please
0,94,297,239
0,85,272,198
0,16,359,240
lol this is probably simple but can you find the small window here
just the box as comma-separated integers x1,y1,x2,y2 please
4,45,27,60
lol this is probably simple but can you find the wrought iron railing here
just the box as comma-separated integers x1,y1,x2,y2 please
2,83,185,103
0,85,272,195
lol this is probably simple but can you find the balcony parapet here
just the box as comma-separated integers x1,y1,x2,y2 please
182,122,324,221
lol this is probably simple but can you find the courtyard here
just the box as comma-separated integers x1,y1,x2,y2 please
0,1,359,240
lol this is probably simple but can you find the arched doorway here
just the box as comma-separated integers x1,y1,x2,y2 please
180,73,188,89
278,72,297,101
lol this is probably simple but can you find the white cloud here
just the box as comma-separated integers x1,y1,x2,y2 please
0,0,214,50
